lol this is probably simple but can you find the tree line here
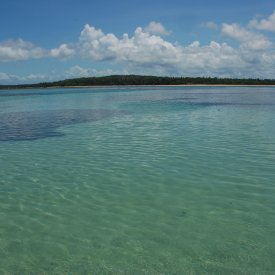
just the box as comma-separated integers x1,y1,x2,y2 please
1,75,275,89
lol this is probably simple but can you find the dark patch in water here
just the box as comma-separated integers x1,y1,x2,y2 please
165,97,198,101
0,109,128,142
178,210,187,217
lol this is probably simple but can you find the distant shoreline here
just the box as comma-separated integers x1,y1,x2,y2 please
1,84,275,91
59,84,275,88
1,75,275,90
32,84,275,89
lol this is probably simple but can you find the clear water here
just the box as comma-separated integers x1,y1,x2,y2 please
0,86,275,274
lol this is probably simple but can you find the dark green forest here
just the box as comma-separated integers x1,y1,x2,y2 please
1,75,275,89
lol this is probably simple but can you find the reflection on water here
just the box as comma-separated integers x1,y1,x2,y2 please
0,109,129,141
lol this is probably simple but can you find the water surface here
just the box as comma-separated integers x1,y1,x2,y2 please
0,86,275,274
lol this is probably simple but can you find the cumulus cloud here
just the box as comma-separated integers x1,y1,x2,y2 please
0,39,45,61
0,66,128,84
65,65,91,78
0,72,11,81
249,11,275,32
144,21,171,35
1,14,275,79
222,23,272,50
0,71,49,84
76,23,275,77
78,24,119,61
0,39,75,62
203,21,218,30
65,65,125,78
78,24,179,65
49,44,75,59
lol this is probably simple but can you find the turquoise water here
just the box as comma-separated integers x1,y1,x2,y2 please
0,86,275,274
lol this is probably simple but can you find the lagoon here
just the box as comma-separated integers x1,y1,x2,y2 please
0,86,275,274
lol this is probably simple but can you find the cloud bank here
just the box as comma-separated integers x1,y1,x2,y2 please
1,13,275,80
76,19,275,78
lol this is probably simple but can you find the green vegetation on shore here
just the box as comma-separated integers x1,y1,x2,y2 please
1,75,275,89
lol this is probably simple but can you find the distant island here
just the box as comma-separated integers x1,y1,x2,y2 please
1,75,275,89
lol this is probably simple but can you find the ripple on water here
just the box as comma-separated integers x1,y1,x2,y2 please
0,109,130,141
0,87,275,273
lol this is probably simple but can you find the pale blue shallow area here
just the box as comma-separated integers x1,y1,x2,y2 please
0,86,275,274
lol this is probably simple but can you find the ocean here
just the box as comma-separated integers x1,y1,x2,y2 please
0,86,275,274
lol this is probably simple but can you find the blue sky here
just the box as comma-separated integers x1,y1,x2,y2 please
1,0,275,84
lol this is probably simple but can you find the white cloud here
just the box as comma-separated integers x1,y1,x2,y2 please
49,44,75,59
0,39,75,62
0,39,45,61
66,65,91,78
176,41,247,76
0,71,49,84
65,65,128,78
144,21,171,35
79,24,119,61
249,11,275,32
203,21,218,30
76,23,275,77
1,16,275,79
0,67,129,84
222,23,272,50
0,39,77,62
0,72,11,81
78,24,179,65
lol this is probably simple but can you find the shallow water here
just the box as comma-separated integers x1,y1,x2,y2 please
0,86,275,274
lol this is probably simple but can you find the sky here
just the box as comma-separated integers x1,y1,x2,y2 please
0,0,275,84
